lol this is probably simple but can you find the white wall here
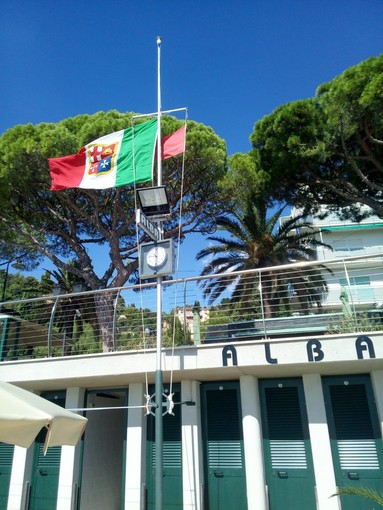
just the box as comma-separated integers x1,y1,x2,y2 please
240,375,268,510
124,383,146,510
80,391,127,510
181,380,203,510
303,374,339,510
57,387,85,510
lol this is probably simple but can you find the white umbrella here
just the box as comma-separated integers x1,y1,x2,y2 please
0,380,87,454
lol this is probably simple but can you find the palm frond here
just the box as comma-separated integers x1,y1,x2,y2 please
333,485,383,506
196,201,331,315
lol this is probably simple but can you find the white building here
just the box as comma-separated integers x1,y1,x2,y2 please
175,303,210,340
281,207,383,313
1,209,383,510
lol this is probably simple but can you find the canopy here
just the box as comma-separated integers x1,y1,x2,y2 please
0,380,87,454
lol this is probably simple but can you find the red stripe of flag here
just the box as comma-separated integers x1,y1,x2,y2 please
48,147,86,191
161,125,186,160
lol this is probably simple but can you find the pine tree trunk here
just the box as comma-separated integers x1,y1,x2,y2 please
93,292,118,352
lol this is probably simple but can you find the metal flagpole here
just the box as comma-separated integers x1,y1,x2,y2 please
155,35,164,510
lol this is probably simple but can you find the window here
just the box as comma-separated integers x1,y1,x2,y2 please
333,238,364,257
339,276,374,302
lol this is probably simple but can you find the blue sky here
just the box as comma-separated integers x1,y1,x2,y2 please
1,0,382,280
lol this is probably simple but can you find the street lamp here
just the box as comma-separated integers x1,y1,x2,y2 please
51,280,86,355
72,281,86,294
136,185,171,510
52,280,86,296
136,186,170,218
0,259,26,303
53,284,65,296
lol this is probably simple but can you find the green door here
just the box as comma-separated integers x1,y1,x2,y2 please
201,381,247,510
146,385,182,509
322,375,383,510
29,392,65,510
259,378,316,510
0,443,14,508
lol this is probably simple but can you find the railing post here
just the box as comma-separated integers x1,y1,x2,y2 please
342,259,358,327
183,280,188,343
112,289,122,351
48,296,60,357
258,272,268,338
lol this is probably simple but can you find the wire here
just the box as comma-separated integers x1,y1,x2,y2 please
169,111,188,397
131,116,151,401
131,111,188,408
68,405,146,412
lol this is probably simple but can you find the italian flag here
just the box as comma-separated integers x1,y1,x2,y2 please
49,119,158,191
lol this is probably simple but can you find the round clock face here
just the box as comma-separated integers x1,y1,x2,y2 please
146,246,168,268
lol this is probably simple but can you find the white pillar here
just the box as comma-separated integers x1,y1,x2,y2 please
303,374,339,510
240,375,268,510
371,370,383,438
57,387,85,510
7,446,28,510
181,380,203,510
125,383,146,510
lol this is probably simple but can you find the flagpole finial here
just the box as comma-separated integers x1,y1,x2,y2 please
157,36,162,47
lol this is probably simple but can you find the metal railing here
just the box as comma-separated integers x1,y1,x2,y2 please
1,254,383,361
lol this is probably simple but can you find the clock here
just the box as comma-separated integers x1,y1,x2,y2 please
146,245,168,268
139,240,174,279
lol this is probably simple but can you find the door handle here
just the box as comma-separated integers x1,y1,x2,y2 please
38,469,48,476
214,470,224,478
347,472,359,480
277,471,288,478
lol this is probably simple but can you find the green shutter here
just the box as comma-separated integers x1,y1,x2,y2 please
35,432,62,468
201,382,247,510
146,386,183,509
265,386,308,470
151,411,182,470
0,443,14,465
29,392,65,510
163,402,182,470
259,379,316,510
0,443,14,509
206,389,243,470
323,375,383,510
329,383,379,470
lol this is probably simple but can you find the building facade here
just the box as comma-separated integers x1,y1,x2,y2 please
1,209,383,510
281,207,383,314
2,326,383,510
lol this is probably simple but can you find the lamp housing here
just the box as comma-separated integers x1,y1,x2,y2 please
53,284,65,296
136,186,170,218
72,282,85,294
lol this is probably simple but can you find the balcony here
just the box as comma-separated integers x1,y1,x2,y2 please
1,253,383,361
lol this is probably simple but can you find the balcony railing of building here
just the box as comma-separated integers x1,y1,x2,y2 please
1,253,383,361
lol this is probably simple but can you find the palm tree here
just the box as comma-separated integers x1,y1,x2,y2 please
196,197,331,318
334,486,383,507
